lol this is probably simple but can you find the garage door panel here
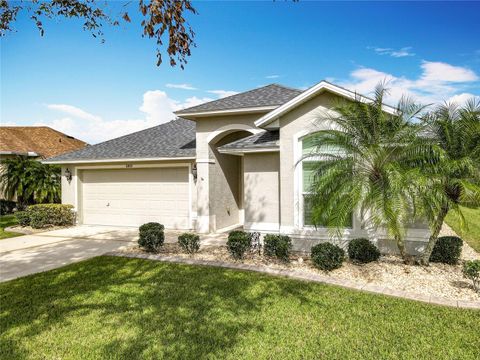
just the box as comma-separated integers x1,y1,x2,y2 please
81,168,190,229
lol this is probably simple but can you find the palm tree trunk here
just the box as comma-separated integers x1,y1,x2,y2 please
395,235,407,260
418,205,449,266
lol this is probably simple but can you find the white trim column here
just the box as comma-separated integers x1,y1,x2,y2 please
196,159,214,233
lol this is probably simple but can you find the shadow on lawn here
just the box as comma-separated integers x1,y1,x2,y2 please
0,256,314,359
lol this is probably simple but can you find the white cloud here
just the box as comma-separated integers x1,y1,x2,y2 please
177,96,214,109
165,83,197,90
446,92,479,105
371,46,415,58
22,90,214,144
207,90,238,98
419,61,478,82
339,60,479,106
46,104,101,122
265,75,280,79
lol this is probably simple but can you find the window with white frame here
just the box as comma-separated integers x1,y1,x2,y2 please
300,133,352,228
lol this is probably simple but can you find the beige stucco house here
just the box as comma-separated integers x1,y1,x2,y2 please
45,81,430,253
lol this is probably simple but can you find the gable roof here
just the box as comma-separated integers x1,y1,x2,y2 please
217,131,279,154
0,126,87,159
254,81,398,128
44,118,196,163
175,84,302,117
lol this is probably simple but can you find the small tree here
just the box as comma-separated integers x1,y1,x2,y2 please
0,156,61,207
306,83,430,261
418,99,480,265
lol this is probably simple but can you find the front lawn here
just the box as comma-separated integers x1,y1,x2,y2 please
1,256,478,359
0,214,21,240
445,206,480,252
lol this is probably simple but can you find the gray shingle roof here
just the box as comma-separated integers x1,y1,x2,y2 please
175,84,302,115
45,118,196,162
218,131,279,151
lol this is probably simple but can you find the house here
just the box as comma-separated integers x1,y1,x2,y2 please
0,126,88,160
44,81,429,253
0,126,88,200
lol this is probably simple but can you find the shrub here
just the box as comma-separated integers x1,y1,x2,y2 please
311,242,345,271
347,238,380,263
0,199,16,215
15,211,30,227
263,234,292,262
21,204,75,228
138,222,164,252
463,260,480,292
430,236,463,265
227,230,250,259
178,232,200,254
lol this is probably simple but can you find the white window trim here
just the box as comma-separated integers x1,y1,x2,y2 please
294,130,355,233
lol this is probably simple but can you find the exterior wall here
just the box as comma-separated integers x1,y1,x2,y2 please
60,160,196,228
194,113,264,232
243,152,280,232
276,91,430,254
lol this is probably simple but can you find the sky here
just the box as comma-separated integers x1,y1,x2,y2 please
1,1,480,144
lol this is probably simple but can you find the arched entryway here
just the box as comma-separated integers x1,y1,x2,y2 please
208,129,254,231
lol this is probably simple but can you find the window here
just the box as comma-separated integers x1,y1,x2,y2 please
300,133,352,228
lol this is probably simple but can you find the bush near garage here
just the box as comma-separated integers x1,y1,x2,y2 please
311,242,345,271
15,204,75,228
139,222,165,252
227,230,251,259
347,238,380,264
178,232,200,254
429,236,463,265
263,234,292,262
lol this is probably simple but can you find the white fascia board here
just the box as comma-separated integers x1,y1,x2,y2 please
217,147,280,156
42,156,196,165
255,81,398,128
175,106,277,119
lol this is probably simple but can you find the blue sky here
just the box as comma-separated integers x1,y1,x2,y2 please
2,1,479,144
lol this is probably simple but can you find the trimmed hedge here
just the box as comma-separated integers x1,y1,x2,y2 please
347,238,380,263
263,234,292,262
227,230,250,259
311,242,345,271
138,222,165,252
15,204,75,228
430,236,463,265
15,211,30,227
0,200,16,215
178,232,200,254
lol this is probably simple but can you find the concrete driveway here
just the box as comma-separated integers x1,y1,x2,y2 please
0,225,139,282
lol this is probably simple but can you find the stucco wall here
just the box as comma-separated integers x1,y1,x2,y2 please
276,90,430,248
243,152,280,232
194,113,265,231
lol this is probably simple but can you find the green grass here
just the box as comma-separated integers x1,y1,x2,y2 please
0,214,21,240
445,206,480,252
1,257,478,359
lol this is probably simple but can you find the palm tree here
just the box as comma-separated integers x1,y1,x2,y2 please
0,156,37,208
0,155,61,207
305,83,431,260
417,99,480,265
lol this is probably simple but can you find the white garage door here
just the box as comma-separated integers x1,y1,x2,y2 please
81,167,190,229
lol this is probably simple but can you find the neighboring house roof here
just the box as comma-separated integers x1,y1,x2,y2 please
218,131,279,154
44,118,196,163
0,126,87,159
255,80,398,128
175,84,302,117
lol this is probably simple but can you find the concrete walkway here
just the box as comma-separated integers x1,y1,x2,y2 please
0,225,228,283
